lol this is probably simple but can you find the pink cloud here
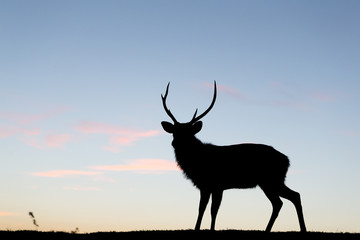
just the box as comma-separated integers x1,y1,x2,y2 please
24,128,42,136
76,121,161,152
312,92,336,102
21,133,73,149
102,145,122,153
336,130,360,137
0,127,19,138
0,212,17,217
45,133,73,148
110,136,133,145
311,91,345,103
0,112,42,125
203,82,247,100
0,106,74,149
0,127,41,138
76,121,120,134
270,81,345,107
31,170,102,178
92,175,117,183
21,137,43,149
0,106,72,126
76,121,159,136
90,159,180,173
63,186,101,191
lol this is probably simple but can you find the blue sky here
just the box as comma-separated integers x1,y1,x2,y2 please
1,0,360,233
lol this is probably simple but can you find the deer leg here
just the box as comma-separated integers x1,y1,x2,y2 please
279,185,307,232
195,189,211,230
263,188,283,232
210,190,223,231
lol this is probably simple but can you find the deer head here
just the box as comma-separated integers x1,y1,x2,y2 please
161,81,217,147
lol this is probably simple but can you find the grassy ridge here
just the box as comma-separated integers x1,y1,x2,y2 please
1,230,359,240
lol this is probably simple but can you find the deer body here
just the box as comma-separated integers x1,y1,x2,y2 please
161,81,306,232
175,142,289,191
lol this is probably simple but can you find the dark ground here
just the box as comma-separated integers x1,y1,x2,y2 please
1,230,359,240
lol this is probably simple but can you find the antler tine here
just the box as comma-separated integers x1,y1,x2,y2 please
191,108,198,120
161,82,178,123
190,80,217,124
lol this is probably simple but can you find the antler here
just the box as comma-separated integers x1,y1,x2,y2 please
161,82,179,124
190,80,217,124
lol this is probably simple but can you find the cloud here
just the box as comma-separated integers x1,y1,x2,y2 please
269,81,345,110
76,121,161,152
76,121,159,137
0,212,17,217
336,130,360,137
63,186,101,191
0,127,41,138
45,133,73,148
31,159,178,181
21,133,73,149
92,175,117,183
0,127,74,149
0,128,17,138
312,92,336,102
90,158,180,173
31,170,102,178
0,112,43,126
311,91,345,103
199,81,346,113
0,106,72,126
0,106,74,149
203,82,247,100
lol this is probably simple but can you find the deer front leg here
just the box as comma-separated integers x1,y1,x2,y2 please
195,189,211,230
263,188,283,232
210,190,223,231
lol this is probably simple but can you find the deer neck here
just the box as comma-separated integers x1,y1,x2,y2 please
172,136,204,159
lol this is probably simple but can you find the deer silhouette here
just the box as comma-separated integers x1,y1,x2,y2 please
161,81,307,232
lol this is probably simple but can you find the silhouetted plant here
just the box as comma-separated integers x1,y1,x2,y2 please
161,81,306,232
28,212,39,228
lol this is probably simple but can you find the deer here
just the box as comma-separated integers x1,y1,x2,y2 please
161,81,307,232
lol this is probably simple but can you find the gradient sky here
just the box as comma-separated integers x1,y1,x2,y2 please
1,0,360,233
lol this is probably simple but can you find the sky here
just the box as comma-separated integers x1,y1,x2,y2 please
1,0,360,233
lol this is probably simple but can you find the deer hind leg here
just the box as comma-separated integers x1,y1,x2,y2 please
279,185,307,232
210,190,223,231
195,190,211,230
263,187,283,232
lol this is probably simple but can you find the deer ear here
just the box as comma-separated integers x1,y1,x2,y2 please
161,121,174,133
192,121,202,134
